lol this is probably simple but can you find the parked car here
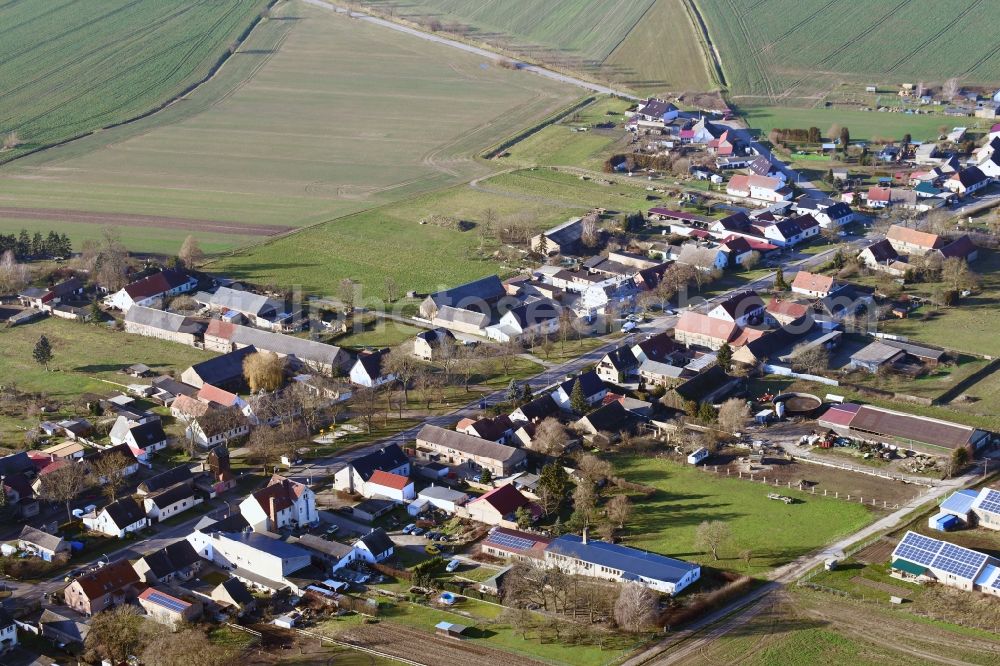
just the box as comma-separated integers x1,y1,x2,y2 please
622,321,637,333
425,544,441,555
411,527,425,536
402,524,416,535
324,525,340,537
446,558,461,573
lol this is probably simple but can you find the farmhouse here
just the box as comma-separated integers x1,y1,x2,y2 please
791,271,837,299
64,559,141,615
83,496,148,538
412,327,455,360
817,403,989,456
332,443,411,495
354,528,395,563
349,348,395,388
635,98,679,124
18,277,84,312
765,298,810,326
708,290,765,326
239,475,317,532
109,416,169,456
457,414,516,443
414,424,526,477
544,532,700,595
204,321,346,374
945,166,990,195
486,300,561,342
466,483,537,527
726,174,792,202
197,286,298,331
124,306,203,346
550,371,609,411
886,225,945,256
143,482,202,522
531,217,585,255
890,531,1000,597
105,269,197,312
509,394,560,424
14,525,68,562
133,540,203,584
362,470,414,502
858,239,904,273
192,531,310,592
674,311,740,350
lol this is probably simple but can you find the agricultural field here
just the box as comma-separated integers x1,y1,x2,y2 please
0,0,578,254
612,455,873,574
0,0,268,162
357,0,715,95
698,0,1000,105
682,590,1000,665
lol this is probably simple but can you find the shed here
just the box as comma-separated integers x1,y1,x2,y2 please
435,621,469,639
687,447,709,465
929,512,960,532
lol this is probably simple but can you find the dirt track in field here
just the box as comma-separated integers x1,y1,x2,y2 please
339,622,547,666
0,206,289,236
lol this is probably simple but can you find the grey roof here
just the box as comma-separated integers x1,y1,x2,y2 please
102,496,145,528
137,540,201,578
147,482,195,510
546,535,698,585
851,341,905,365
214,577,254,606
427,275,505,310
418,485,469,502
881,339,946,361
289,533,354,558
417,424,526,464
128,420,167,447
557,370,606,400
357,528,394,555
188,345,257,386
139,465,193,494
640,360,686,379
18,525,65,552
433,305,489,328
0,451,32,476
125,306,203,335
205,286,281,317
229,325,342,367
220,531,309,559
349,444,410,482
539,217,584,247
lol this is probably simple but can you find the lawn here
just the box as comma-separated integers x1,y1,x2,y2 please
0,0,578,254
210,165,668,300
333,320,425,351
0,317,212,397
612,455,873,574
0,0,268,162
742,106,984,143
699,0,1000,104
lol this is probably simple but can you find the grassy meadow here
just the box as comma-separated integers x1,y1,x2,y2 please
0,0,268,162
210,166,672,299
0,0,578,254
699,0,1000,104
613,455,873,574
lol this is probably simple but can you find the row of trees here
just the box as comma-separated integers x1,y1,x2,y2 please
37,449,134,519
0,229,72,259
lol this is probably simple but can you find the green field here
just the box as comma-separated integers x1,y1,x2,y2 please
0,0,577,254
210,166,670,299
358,0,715,95
613,455,873,574
743,105,992,143
698,0,1000,105
0,0,268,162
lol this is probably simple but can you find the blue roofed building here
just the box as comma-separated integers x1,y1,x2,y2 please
189,531,310,593
890,531,1000,596
970,487,1000,531
543,532,700,595
929,488,980,531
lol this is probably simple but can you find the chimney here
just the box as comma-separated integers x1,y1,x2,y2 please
269,495,278,528
582,527,589,545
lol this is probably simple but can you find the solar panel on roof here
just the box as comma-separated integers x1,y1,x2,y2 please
931,543,988,581
977,489,1000,515
893,532,943,567
147,591,188,613
487,532,535,551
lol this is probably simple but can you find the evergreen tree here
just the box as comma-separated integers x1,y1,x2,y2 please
16,230,29,257
697,401,717,423
717,342,733,373
33,335,53,369
479,468,493,486
569,379,588,414
31,231,43,256
774,268,787,291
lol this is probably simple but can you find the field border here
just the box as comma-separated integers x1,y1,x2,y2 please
480,94,597,159
0,0,275,167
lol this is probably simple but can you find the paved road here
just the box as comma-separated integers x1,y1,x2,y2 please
301,0,637,99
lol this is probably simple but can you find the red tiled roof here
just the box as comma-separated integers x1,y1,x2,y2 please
252,475,307,514
197,383,238,407
818,403,861,428
482,526,552,559
205,319,236,341
766,298,809,321
369,470,410,491
472,484,530,516
123,270,191,300
675,311,739,343
73,559,140,600
867,186,891,202
792,271,834,294
887,224,942,250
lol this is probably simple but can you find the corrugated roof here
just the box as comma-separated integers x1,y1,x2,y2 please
849,405,979,450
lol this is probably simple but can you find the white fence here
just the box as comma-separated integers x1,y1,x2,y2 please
762,364,839,386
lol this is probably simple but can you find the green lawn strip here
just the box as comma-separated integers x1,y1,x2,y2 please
612,454,873,574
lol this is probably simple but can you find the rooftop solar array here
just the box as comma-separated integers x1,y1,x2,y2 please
486,531,537,551
974,489,1000,516
146,591,189,613
892,531,989,581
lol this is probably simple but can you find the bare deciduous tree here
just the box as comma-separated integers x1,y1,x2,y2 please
606,493,632,529
88,451,131,502
717,398,751,435
614,582,657,632
178,235,204,268
384,345,419,402
85,605,148,665
39,462,90,520
0,250,29,295
695,520,731,560
577,453,613,484
532,417,570,456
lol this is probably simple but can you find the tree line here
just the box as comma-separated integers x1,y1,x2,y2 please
0,229,72,259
